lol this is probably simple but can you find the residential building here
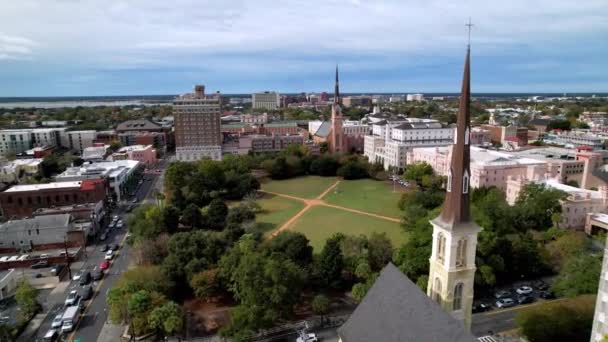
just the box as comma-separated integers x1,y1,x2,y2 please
0,129,34,156
118,132,167,151
33,201,106,237
252,91,280,110
0,179,107,219
82,144,110,162
0,214,85,251
341,96,372,108
480,124,527,145
31,128,61,148
240,113,269,125
591,232,608,341
427,47,480,330
364,119,454,170
250,134,304,153
0,158,43,183
174,85,222,161
470,127,491,146
112,145,157,166
61,130,97,153
116,118,173,151
406,93,424,101
93,130,118,145
545,130,606,149
338,264,476,342
0,269,18,300
56,160,141,201
116,119,165,133
506,177,608,230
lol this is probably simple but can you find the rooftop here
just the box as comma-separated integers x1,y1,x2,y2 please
0,214,72,232
540,178,603,200
116,119,162,131
3,181,84,193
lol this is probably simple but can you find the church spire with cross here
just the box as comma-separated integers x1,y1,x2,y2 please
329,65,345,153
426,20,481,331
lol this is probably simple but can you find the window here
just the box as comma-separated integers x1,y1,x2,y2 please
456,238,467,267
453,283,464,311
463,171,469,194
433,278,442,305
447,168,453,192
36,229,39,235
437,233,446,264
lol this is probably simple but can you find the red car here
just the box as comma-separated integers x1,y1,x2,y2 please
99,259,110,270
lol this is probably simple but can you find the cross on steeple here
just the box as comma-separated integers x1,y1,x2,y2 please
466,18,474,47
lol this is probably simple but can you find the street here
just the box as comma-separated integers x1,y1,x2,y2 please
32,161,165,342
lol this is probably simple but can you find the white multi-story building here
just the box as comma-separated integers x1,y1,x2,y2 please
406,93,424,102
61,130,97,153
544,130,606,149
0,130,34,156
252,91,280,110
364,119,454,170
32,128,61,148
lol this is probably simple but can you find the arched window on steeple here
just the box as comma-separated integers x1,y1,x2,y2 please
453,283,464,311
456,238,467,267
464,126,470,145
462,170,469,194
437,233,446,264
447,168,453,192
433,277,442,305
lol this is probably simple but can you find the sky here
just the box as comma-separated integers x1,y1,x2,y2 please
1,0,607,96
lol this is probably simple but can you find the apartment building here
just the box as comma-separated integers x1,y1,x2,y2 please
174,85,222,161
112,145,157,166
252,91,280,110
0,130,34,156
62,130,97,153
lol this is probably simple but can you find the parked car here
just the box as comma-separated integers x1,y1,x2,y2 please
539,291,556,299
100,244,109,252
495,298,516,309
17,255,30,261
516,286,533,295
50,264,64,276
99,259,110,270
64,290,79,306
42,329,59,342
51,312,64,329
100,233,107,241
110,243,119,251
296,333,318,342
472,302,491,313
31,260,49,269
81,285,93,301
7,256,18,262
0,256,9,262
104,250,114,260
92,269,103,281
109,222,116,230
494,290,512,299
117,221,123,229
113,215,119,221
72,271,83,282
39,253,49,258
131,198,138,204
517,295,535,305
79,271,91,286
533,280,548,291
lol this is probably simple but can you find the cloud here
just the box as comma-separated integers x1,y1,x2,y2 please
0,0,607,95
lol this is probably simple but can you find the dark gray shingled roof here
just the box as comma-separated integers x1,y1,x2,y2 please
338,263,477,342
116,119,162,131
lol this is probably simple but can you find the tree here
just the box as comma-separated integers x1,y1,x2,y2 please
552,254,601,297
190,269,220,301
263,231,313,267
319,142,329,154
160,205,180,234
15,280,38,320
148,301,183,337
317,234,345,288
515,295,595,342
367,232,393,271
403,162,433,186
545,231,589,270
337,161,369,180
311,294,330,320
309,156,339,176
109,140,122,152
206,199,228,230
181,204,203,229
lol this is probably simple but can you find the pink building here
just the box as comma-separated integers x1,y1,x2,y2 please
113,145,157,166
408,146,548,191
506,177,608,230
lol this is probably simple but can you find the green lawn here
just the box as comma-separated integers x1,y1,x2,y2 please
253,194,305,236
288,206,407,251
322,179,404,218
260,176,337,199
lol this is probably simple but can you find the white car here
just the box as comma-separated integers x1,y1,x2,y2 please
17,255,30,261
516,286,533,295
0,256,9,262
51,312,63,329
117,221,123,229
7,256,18,262
296,333,318,342
113,215,119,221
105,250,114,260
64,290,79,306
72,271,82,281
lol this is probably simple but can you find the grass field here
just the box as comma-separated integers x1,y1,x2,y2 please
322,179,404,218
254,194,305,236
288,205,407,251
260,176,337,199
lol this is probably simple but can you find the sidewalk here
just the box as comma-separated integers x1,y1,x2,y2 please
98,321,126,342
16,313,46,342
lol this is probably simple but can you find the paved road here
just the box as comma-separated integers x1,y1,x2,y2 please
32,166,164,342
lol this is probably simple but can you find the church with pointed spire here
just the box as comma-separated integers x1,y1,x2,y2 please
427,44,481,330
328,65,346,154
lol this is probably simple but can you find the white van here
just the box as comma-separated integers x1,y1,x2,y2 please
61,306,79,333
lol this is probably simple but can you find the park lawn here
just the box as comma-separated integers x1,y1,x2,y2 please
322,179,404,218
254,194,305,236
288,206,407,251
260,176,338,199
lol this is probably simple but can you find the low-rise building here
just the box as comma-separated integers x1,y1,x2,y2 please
0,180,107,219
0,269,18,300
545,130,606,149
406,93,424,101
112,145,157,166
0,158,43,183
55,160,141,201
82,144,110,162
0,214,85,251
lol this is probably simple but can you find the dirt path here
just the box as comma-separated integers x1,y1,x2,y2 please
261,180,401,238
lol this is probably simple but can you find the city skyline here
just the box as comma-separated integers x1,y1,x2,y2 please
1,0,607,96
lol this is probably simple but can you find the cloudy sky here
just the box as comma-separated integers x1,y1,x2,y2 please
1,0,607,96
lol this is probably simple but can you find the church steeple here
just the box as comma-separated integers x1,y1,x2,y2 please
438,46,471,226
334,64,340,105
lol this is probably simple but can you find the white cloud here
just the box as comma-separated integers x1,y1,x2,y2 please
0,33,37,60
